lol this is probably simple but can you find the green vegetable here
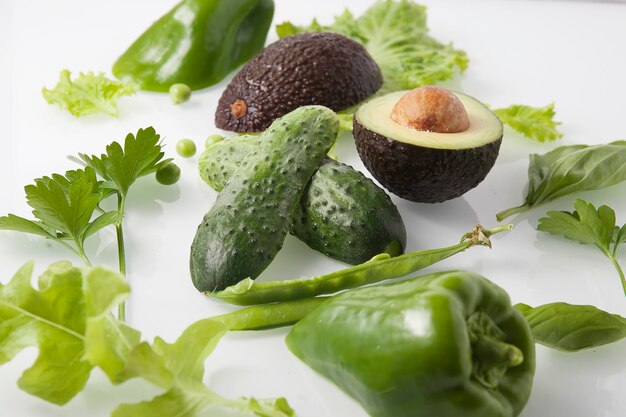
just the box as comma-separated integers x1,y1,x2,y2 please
537,199,626,295
496,141,626,220
75,127,173,320
0,262,130,404
176,138,197,157
42,69,135,117
1,128,173,321
277,0,468,93
0,262,294,416
0,167,121,265
494,103,563,142
113,0,275,91
286,270,535,417
190,106,339,292
198,134,406,265
156,162,181,185
213,224,512,305
111,318,294,417
169,83,191,104
516,302,626,352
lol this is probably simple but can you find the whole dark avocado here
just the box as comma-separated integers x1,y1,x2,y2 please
215,32,382,133
354,86,503,203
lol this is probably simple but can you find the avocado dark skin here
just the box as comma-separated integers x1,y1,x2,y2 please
215,32,382,133
353,119,502,203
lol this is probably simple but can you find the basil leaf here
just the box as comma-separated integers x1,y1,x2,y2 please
516,302,626,352
497,141,626,221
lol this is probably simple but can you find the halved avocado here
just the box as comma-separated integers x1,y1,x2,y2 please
354,88,503,203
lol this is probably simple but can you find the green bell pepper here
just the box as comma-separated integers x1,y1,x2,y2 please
286,271,535,417
112,0,274,91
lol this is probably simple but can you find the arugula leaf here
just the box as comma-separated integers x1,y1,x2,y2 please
76,127,172,199
111,318,294,417
42,70,135,117
496,141,626,220
516,302,626,352
1,262,295,415
0,167,121,264
537,199,626,295
0,262,130,404
277,0,468,93
494,103,563,142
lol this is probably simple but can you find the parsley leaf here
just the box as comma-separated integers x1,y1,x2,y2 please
538,199,626,295
76,127,171,198
0,167,121,264
42,70,135,117
277,0,468,93
494,103,563,142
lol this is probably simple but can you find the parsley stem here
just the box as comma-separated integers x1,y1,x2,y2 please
116,194,127,322
59,239,91,266
609,256,626,297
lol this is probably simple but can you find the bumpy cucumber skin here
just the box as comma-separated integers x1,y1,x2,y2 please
199,136,407,265
191,106,339,292
291,161,406,264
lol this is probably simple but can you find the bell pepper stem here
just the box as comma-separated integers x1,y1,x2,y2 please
474,336,524,368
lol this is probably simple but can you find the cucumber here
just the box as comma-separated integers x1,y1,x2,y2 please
191,106,339,292
199,134,406,265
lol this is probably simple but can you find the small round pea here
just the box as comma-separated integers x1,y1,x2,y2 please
169,83,191,104
156,162,181,185
176,138,196,158
205,134,225,146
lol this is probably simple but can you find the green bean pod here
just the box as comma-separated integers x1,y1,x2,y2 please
212,224,512,305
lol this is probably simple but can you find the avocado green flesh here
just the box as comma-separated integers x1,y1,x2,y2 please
356,91,503,150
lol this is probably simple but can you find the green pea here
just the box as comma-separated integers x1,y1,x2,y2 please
176,139,197,158
205,134,225,147
156,162,181,185
169,83,191,104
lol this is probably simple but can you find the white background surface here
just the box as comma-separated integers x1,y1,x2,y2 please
1,0,626,416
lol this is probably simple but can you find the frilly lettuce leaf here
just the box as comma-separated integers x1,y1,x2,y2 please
277,0,468,92
42,69,135,117
0,261,130,404
0,262,294,416
112,318,294,417
494,103,563,142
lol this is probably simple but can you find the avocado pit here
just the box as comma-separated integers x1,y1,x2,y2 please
391,86,470,133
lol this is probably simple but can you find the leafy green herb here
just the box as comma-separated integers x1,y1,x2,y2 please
0,262,294,416
1,127,173,321
494,103,563,142
0,168,120,265
276,0,468,93
74,127,172,320
516,302,626,351
75,127,171,199
42,69,135,117
537,199,626,295
496,141,626,221
0,262,129,404
111,319,294,417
